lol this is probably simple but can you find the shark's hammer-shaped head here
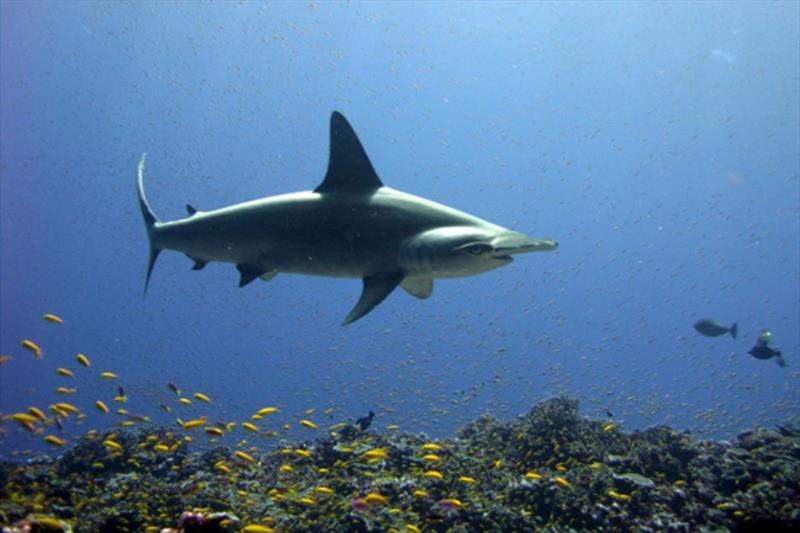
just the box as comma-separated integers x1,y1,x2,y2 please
400,225,557,278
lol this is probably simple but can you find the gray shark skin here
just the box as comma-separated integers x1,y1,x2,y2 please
138,112,558,325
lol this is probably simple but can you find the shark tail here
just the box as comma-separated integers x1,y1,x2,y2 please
730,322,738,339
137,153,161,296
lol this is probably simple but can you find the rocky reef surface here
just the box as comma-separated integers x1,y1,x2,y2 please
1,397,798,532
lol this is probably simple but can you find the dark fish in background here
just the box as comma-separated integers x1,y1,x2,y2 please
749,330,786,367
694,319,738,339
356,410,375,431
748,344,786,367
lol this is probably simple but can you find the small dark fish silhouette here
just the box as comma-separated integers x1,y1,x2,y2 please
356,410,375,431
748,344,786,367
694,319,737,339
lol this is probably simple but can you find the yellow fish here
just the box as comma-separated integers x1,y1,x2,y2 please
21,339,43,359
194,392,211,403
44,435,66,446
43,313,64,324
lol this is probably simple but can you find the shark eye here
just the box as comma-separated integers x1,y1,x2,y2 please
466,243,492,255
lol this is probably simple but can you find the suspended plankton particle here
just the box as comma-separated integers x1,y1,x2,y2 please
422,470,443,480
299,419,317,429
45,435,66,447
43,314,64,324
56,368,75,378
235,450,255,463
194,392,211,403
421,443,442,451
242,422,259,433
21,340,43,359
100,372,117,379
553,476,573,490
76,353,91,367
95,401,109,413
458,476,477,484
256,407,280,416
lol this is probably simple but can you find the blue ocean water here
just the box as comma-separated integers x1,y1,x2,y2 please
0,1,798,456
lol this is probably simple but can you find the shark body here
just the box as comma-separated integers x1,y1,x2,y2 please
138,112,557,325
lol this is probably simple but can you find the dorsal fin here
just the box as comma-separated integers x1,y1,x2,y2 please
186,204,197,216
314,112,383,194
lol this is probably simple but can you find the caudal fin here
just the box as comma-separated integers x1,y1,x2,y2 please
137,153,161,295
730,322,738,339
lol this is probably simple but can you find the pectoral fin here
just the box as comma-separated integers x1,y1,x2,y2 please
343,272,404,326
400,278,433,299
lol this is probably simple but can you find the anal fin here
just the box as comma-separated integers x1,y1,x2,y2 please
342,272,404,326
237,264,267,287
259,269,278,282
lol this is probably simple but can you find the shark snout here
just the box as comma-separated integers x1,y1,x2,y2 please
493,231,558,256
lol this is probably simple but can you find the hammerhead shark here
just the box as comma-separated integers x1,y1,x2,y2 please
138,112,557,325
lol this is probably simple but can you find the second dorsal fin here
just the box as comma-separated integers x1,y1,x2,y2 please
314,112,383,195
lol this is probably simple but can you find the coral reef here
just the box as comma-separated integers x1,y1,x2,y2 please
2,397,798,532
